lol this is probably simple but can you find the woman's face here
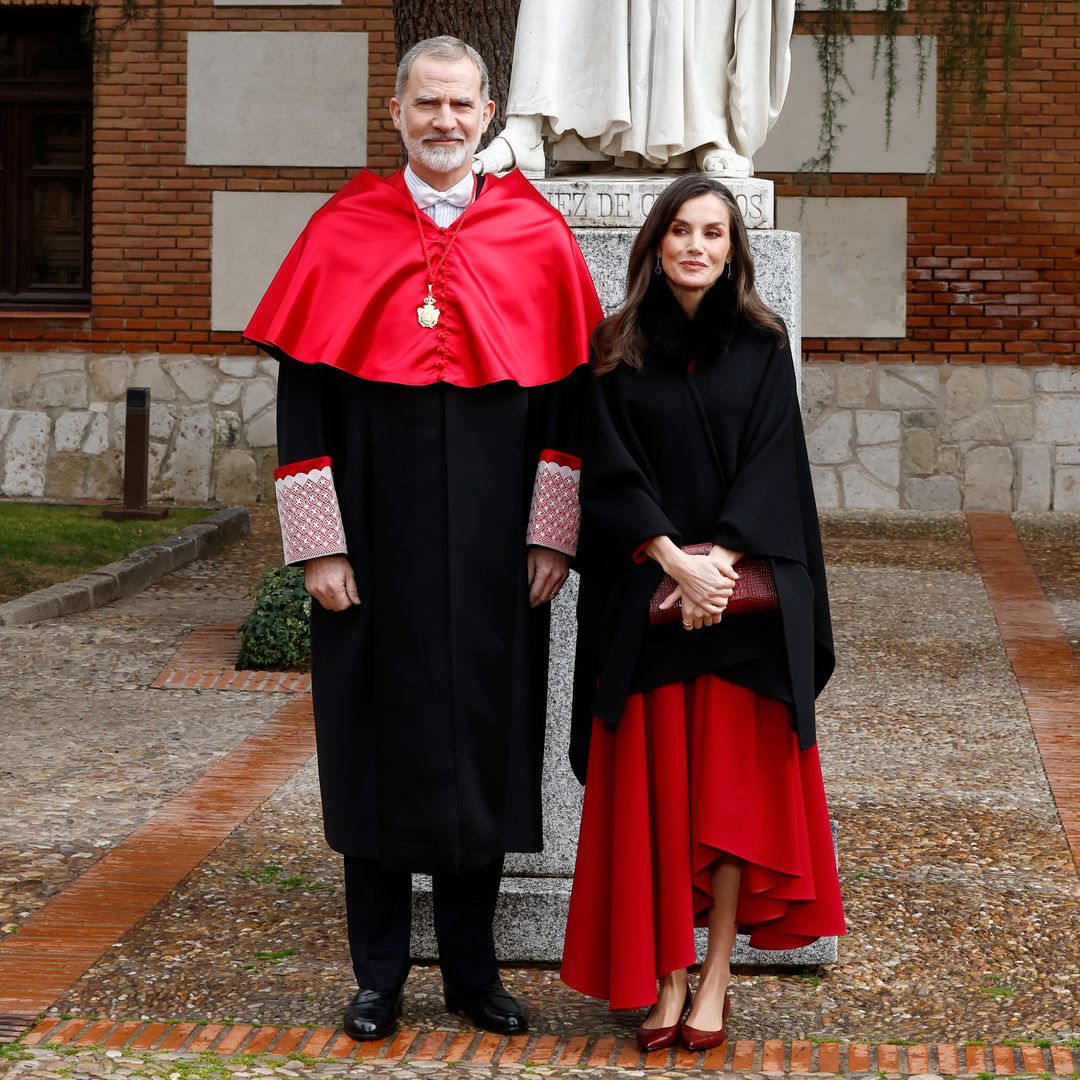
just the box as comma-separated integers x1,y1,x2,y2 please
659,193,733,310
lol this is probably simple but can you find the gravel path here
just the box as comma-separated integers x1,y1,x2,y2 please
2,510,1077,1044
0,511,283,932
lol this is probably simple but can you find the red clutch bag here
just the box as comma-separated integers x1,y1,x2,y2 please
649,544,778,627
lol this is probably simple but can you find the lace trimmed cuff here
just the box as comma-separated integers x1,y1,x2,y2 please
526,449,581,557
273,456,348,565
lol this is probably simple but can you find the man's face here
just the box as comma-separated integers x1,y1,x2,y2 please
390,54,495,184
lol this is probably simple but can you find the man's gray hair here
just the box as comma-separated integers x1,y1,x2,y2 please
395,36,491,101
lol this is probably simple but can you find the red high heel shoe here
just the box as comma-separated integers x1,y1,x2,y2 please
680,991,731,1052
635,986,692,1052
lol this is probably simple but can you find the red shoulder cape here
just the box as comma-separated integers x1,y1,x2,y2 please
243,169,602,388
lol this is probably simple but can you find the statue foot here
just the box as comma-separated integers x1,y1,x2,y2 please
474,134,546,179
696,146,752,179
474,135,516,176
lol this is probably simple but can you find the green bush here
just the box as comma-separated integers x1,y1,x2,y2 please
237,565,311,671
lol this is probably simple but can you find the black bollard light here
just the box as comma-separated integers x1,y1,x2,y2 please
103,387,169,521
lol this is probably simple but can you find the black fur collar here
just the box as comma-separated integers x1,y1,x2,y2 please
638,273,742,367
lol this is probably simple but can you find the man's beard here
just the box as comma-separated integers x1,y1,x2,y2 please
403,131,478,175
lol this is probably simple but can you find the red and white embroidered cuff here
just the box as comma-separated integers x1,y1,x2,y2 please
273,456,348,565
526,449,581,557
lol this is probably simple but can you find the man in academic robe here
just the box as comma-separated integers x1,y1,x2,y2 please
244,37,601,1041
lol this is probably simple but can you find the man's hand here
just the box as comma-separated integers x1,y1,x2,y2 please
304,554,361,612
527,546,569,607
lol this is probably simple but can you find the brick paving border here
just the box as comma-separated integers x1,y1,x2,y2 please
968,512,1080,872
11,1017,1080,1075
150,622,311,693
0,695,315,1030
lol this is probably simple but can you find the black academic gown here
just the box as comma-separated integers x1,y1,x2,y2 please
278,363,584,874
570,276,834,783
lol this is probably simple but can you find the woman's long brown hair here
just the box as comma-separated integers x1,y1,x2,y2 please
592,173,787,374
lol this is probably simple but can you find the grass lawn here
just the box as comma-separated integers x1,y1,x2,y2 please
0,503,212,603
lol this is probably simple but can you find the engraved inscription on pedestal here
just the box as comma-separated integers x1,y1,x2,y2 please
535,175,775,230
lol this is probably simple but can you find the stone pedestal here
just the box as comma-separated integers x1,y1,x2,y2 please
571,226,801,378
539,174,776,230
412,173,833,969
529,175,802,382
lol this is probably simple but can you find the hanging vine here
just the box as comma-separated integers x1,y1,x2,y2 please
799,0,856,177
998,0,1020,188
81,0,166,81
913,31,933,116
871,0,904,147
800,0,1073,185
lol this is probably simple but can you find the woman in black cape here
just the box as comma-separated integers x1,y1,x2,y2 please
561,174,845,1051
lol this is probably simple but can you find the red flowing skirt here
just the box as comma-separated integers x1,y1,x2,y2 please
561,675,846,1010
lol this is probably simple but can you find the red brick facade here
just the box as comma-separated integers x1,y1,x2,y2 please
1,0,1077,367
0,0,399,353
783,1,1080,368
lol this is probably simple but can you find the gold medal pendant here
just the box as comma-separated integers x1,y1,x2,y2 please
417,285,441,329
411,196,471,332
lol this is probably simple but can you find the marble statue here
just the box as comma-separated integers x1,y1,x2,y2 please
475,0,796,179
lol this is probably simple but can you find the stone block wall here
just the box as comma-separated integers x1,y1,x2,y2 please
0,354,278,506
4,353,1078,512
803,362,1080,511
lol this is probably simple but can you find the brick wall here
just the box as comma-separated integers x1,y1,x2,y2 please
778,0,1080,370
3,0,1078,510
4,1,1076,366
0,0,399,354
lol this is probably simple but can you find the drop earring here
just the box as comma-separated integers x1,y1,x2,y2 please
654,253,663,275
727,260,733,280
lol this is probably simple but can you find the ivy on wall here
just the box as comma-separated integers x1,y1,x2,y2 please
799,0,1080,184
82,0,165,79
82,0,1080,187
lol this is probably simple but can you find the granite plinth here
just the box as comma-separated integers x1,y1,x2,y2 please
572,227,802,389
410,875,836,967
407,180,825,968
505,575,582,878
536,175,775,229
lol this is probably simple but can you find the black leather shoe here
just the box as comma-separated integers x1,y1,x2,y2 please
444,980,529,1035
343,985,404,1041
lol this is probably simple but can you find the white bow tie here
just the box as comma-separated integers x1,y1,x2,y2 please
412,179,473,209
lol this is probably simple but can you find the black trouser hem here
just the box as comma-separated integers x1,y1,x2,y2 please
343,856,504,990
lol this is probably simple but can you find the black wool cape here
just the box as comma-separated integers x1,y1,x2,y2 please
570,276,834,783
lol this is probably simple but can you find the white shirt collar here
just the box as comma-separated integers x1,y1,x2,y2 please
404,164,476,210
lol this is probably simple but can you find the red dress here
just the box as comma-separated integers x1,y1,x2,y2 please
561,675,846,1010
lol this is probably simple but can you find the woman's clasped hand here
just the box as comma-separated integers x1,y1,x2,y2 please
647,536,742,629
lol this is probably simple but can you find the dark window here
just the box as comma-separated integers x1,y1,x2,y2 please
0,10,92,310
